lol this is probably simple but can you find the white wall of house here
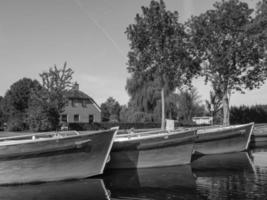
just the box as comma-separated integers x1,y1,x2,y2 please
61,99,101,123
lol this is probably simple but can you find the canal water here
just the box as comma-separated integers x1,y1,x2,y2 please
1,147,267,199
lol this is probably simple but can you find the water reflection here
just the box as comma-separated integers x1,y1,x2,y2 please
251,146,267,196
0,179,109,200
103,165,203,200
2,151,267,200
192,152,259,200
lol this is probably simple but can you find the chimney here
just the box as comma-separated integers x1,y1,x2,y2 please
73,82,79,90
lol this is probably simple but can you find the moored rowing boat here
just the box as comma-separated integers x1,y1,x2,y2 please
194,123,254,155
107,129,197,169
0,127,118,185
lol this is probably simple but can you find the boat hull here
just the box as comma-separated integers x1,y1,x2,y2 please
0,129,117,185
194,123,254,155
108,129,196,169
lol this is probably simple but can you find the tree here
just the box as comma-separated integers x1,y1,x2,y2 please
40,62,74,114
0,96,5,128
40,62,74,128
252,0,267,66
188,0,267,125
2,78,41,131
27,62,74,131
101,97,121,122
205,81,224,124
126,78,161,121
176,88,206,123
27,88,59,131
230,104,267,124
126,0,200,129
248,0,267,44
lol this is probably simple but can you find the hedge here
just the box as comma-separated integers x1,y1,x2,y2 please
68,122,208,131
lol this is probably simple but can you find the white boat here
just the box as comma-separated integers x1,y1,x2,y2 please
194,123,254,155
107,129,197,168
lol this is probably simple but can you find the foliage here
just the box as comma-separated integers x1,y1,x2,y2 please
28,62,75,131
205,81,224,124
255,0,267,66
40,62,74,93
1,78,41,131
0,96,5,128
126,0,200,128
230,105,267,124
119,100,154,123
100,97,121,122
188,0,267,125
27,88,59,132
40,62,74,113
119,87,206,123
248,0,267,43
126,78,161,116
176,88,207,123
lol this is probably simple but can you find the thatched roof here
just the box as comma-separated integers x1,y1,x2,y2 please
66,89,92,100
65,83,101,111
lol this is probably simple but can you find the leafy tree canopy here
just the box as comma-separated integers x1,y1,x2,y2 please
2,78,42,131
101,97,121,122
249,0,267,41
3,78,41,113
187,0,267,124
39,62,74,113
126,0,200,89
126,0,200,127
28,62,75,131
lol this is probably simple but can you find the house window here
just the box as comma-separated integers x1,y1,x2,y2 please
61,114,67,122
72,99,80,107
74,114,79,122
82,100,87,108
89,115,94,123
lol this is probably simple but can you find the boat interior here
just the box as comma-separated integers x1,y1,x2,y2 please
116,128,195,142
0,131,80,146
197,123,254,134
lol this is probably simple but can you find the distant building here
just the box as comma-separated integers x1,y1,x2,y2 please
60,83,101,124
192,116,213,125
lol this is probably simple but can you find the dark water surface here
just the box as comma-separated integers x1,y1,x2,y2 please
1,147,267,200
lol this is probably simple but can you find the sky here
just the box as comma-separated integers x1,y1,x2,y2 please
0,0,265,107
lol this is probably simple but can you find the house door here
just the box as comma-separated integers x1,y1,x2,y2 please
89,115,94,124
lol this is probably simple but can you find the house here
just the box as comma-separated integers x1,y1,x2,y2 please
192,116,213,125
60,83,101,124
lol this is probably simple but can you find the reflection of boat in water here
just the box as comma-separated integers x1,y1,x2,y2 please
251,147,267,167
104,165,202,200
194,123,254,155
251,124,267,147
192,152,255,173
0,179,110,200
0,128,118,184
192,152,257,200
108,129,196,168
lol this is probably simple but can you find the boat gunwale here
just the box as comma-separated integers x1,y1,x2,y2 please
197,122,254,134
115,129,197,143
195,122,254,144
0,128,118,147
